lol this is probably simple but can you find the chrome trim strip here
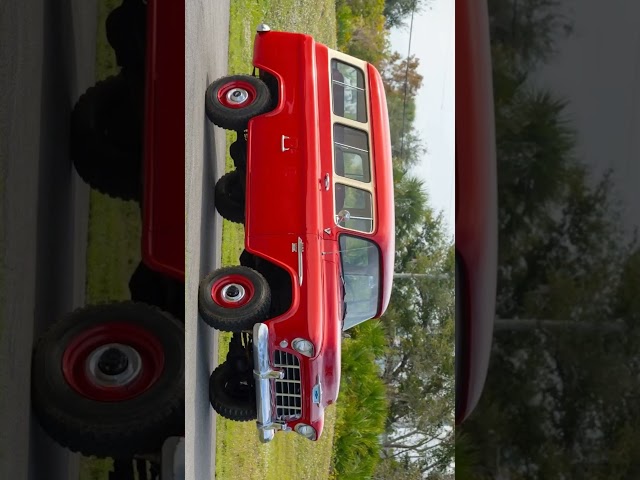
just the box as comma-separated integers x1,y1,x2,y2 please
252,323,277,443
331,79,365,91
297,237,304,286
335,141,368,154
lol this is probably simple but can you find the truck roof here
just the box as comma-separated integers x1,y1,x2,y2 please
365,63,395,317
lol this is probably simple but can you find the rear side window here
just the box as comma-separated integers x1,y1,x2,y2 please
331,60,367,123
333,125,371,183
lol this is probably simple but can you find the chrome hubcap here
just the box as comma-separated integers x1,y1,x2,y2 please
86,343,142,387
221,283,246,303
226,88,249,105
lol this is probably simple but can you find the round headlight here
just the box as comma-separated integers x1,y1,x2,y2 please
292,338,314,357
294,423,317,441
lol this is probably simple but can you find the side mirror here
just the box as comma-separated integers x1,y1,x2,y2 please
336,209,351,225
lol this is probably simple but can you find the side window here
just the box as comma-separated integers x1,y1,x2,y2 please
334,184,373,233
333,124,371,183
331,60,367,123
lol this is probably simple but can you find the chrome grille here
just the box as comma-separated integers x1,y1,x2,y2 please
273,350,302,420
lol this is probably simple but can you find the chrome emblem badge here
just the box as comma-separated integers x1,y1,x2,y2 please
312,382,322,404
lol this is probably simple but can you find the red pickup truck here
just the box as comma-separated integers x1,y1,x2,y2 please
200,26,395,442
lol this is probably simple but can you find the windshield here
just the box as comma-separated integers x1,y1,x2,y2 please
338,235,381,330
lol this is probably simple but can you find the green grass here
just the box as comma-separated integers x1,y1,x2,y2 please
79,458,114,480
85,193,141,304
215,0,338,478
215,397,338,480
226,0,336,76
331,322,388,479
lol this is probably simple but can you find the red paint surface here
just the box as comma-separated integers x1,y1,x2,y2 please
62,322,165,402
455,0,498,424
141,0,185,282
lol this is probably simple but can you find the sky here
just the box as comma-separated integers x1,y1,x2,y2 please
389,0,455,237
387,1,640,241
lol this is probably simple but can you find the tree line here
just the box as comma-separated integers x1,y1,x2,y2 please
458,1,640,479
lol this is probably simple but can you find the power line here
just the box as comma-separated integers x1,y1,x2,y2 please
399,2,417,161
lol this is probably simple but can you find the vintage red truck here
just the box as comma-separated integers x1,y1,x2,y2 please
455,0,498,424
200,25,395,442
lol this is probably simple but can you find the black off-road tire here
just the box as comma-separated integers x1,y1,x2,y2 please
209,361,256,421
229,139,247,170
198,266,271,332
105,0,147,71
214,171,245,224
31,302,184,458
70,74,142,201
205,75,272,130
260,70,280,111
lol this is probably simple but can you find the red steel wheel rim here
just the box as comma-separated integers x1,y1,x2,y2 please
210,274,255,308
217,80,257,109
62,322,165,402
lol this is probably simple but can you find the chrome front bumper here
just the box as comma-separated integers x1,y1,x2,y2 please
252,323,289,443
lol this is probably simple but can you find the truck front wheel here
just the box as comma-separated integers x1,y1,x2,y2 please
198,266,271,331
205,75,272,131
31,302,184,458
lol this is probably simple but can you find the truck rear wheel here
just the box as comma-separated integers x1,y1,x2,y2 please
31,302,184,458
209,361,256,421
214,171,245,224
198,266,271,331
229,139,247,170
205,75,272,130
